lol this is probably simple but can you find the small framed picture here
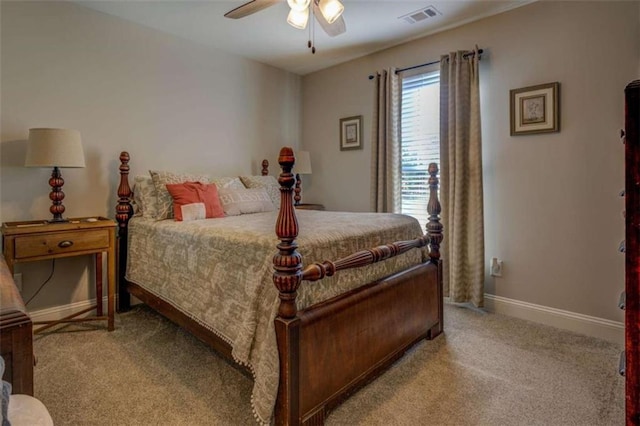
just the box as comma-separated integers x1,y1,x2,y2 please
340,115,362,151
510,82,560,135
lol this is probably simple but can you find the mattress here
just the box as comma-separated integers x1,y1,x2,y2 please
126,209,426,424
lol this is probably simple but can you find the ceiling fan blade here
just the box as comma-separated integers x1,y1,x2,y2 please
312,1,346,37
224,0,281,19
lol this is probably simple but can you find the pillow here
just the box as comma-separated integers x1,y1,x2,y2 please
150,170,212,220
217,187,275,216
150,172,247,220
210,177,245,191
166,182,225,221
132,175,159,219
240,175,280,208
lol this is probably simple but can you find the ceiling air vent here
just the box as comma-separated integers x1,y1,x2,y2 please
400,6,441,24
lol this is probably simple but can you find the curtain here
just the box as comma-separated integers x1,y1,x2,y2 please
371,68,401,213
440,49,485,307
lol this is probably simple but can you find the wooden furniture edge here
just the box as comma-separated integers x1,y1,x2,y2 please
0,257,34,395
625,79,640,425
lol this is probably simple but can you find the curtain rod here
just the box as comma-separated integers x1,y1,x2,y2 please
367,48,483,80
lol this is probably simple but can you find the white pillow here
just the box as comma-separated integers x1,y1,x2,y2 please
239,175,281,208
217,187,275,216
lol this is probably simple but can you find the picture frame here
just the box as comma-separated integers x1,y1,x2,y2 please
340,115,362,151
510,82,560,136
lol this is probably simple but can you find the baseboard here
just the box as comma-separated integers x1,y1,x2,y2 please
29,294,625,344
484,294,624,344
28,296,109,323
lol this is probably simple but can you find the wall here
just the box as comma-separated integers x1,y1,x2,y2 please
0,1,301,312
301,1,640,326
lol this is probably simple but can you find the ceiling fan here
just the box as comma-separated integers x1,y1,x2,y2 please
224,0,346,53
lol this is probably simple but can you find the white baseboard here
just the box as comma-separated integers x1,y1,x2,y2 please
484,294,624,344
29,296,110,323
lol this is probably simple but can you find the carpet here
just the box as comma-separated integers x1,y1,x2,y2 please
32,303,624,425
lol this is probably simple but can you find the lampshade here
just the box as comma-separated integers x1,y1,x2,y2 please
318,0,344,24
295,151,312,175
25,128,85,168
287,7,309,29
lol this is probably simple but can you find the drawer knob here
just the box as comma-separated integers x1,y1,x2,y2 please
58,240,74,248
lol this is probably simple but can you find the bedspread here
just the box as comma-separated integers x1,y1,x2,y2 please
126,210,427,424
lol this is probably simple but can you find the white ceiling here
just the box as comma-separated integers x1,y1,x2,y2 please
78,0,534,76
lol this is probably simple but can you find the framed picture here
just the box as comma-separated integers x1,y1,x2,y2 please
340,115,362,151
510,82,560,135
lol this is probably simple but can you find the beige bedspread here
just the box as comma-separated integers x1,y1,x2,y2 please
126,210,427,424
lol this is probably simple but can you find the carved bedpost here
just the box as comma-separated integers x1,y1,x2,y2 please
426,163,443,262
273,148,302,319
273,147,302,425
116,152,133,312
262,159,269,176
427,162,444,338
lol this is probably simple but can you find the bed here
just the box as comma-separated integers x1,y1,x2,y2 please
114,147,443,425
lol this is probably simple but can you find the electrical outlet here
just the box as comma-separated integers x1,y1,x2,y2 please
13,273,23,293
490,258,503,277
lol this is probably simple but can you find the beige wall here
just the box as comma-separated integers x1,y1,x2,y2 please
0,1,301,311
301,1,640,322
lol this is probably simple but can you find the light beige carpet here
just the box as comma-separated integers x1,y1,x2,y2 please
32,303,624,425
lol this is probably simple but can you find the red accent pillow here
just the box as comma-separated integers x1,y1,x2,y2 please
165,182,225,221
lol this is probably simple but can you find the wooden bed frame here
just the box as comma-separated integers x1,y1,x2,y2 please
115,147,444,425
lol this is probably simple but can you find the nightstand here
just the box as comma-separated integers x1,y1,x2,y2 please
1,217,116,332
295,203,325,211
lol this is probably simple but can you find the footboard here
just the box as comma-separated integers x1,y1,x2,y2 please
272,147,443,425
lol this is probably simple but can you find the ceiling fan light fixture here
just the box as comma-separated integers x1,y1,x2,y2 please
287,0,311,12
318,0,344,24
287,7,309,29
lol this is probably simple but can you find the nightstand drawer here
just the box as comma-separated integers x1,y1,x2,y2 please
14,229,110,259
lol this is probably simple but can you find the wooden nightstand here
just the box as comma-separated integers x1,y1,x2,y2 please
1,217,117,332
295,203,325,211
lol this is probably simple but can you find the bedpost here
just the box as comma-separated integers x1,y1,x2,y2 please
262,159,269,176
273,148,302,319
273,147,302,425
426,163,443,261
426,162,443,338
116,152,133,312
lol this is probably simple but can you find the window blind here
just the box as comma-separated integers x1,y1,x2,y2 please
400,70,440,228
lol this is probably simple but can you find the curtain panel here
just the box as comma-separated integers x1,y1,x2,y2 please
440,49,485,307
370,68,401,213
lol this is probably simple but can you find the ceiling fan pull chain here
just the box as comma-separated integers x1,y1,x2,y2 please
308,7,312,49
311,8,316,54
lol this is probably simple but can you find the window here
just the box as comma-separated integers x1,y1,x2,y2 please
400,69,440,228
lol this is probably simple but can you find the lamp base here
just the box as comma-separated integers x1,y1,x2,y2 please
48,166,67,222
294,173,302,206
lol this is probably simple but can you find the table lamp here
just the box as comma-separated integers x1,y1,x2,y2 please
25,128,85,223
294,150,312,206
